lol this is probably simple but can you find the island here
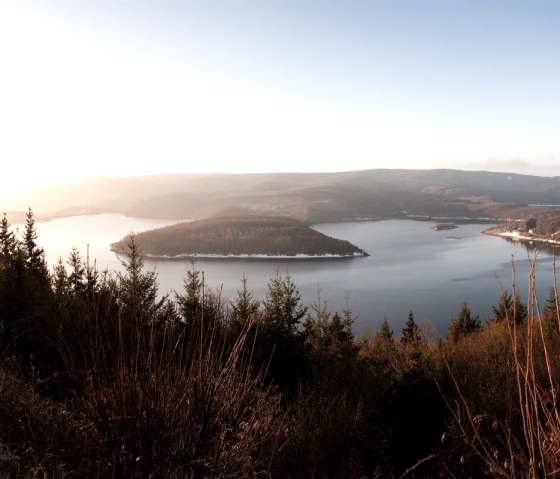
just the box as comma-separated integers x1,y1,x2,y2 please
110,215,369,258
431,223,458,231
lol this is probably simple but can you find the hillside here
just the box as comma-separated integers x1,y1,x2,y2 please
110,216,368,258
8,169,560,223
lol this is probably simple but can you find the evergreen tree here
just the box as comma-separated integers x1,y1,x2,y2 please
542,287,559,336
0,212,15,268
341,293,355,345
327,312,355,356
23,208,49,280
375,318,394,346
304,289,355,357
176,266,203,330
84,255,99,298
491,291,527,324
447,301,482,342
303,288,331,350
67,248,86,296
401,311,421,345
117,237,162,324
230,274,260,333
263,271,307,340
261,272,308,389
52,257,70,300
176,265,224,339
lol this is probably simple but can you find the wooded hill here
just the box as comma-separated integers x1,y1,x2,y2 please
110,216,367,257
13,169,560,224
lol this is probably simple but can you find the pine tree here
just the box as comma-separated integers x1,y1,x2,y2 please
230,274,259,332
327,312,355,356
176,266,203,331
84,255,99,298
67,248,86,296
261,271,308,389
23,208,49,279
52,257,70,300
263,271,307,339
542,287,559,336
341,293,355,343
0,212,15,268
401,311,421,345
447,301,482,342
117,236,161,324
303,288,331,350
376,318,394,343
491,291,527,324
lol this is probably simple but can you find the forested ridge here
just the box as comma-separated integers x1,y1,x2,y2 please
14,169,560,224
2,210,560,478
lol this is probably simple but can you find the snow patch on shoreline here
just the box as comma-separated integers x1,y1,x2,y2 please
493,230,560,245
141,251,367,260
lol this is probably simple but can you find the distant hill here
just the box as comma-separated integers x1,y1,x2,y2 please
9,169,560,223
110,216,368,258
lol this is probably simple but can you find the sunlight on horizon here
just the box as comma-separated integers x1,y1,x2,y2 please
2,1,560,193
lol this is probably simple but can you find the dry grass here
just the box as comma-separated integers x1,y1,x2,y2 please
74,313,286,478
446,253,560,478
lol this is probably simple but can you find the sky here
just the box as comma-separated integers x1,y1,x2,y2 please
1,0,560,195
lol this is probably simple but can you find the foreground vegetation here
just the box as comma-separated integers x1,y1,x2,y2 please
2,210,560,477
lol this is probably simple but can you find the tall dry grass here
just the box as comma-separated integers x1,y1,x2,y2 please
81,318,285,478
447,253,560,478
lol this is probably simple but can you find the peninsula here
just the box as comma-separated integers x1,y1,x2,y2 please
483,215,560,246
110,216,368,258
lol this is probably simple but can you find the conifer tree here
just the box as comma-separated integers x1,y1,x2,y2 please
304,288,356,357
52,257,70,300
491,291,527,324
401,311,421,345
341,293,355,344
0,212,15,268
447,301,482,342
327,312,355,356
23,208,49,280
117,237,161,324
176,266,203,330
263,271,307,340
84,255,99,298
261,272,308,388
230,274,259,332
303,288,331,350
542,287,559,336
375,318,394,346
67,248,86,296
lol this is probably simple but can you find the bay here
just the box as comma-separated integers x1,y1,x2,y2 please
30,214,558,334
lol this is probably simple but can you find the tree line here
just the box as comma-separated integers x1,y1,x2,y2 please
1,210,560,478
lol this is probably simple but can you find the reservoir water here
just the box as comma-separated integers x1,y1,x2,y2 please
30,214,558,334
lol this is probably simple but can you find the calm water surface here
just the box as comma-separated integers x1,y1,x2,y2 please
32,214,557,334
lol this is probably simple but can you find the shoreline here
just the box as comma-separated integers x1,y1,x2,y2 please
482,227,560,246
113,251,369,260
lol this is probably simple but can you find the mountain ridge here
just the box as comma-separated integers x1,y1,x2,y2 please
8,169,560,223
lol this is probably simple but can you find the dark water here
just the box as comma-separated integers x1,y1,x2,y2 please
34,214,557,334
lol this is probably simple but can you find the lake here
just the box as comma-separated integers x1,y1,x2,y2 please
30,214,558,335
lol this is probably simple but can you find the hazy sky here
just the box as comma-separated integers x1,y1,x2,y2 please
2,0,560,194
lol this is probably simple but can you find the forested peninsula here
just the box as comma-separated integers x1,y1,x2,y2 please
110,215,368,258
